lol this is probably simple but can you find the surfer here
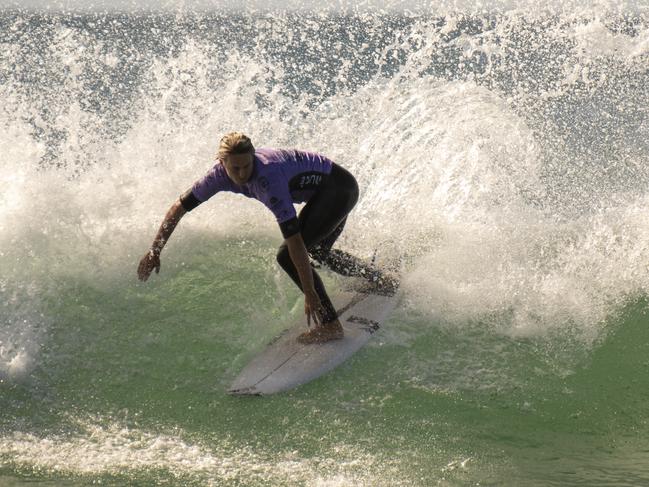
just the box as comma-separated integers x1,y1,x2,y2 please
137,132,394,344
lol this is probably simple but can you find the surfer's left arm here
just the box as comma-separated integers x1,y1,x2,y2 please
285,233,323,326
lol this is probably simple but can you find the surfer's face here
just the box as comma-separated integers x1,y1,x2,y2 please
223,152,254,185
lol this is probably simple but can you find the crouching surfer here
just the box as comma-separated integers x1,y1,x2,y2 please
137,132,395,344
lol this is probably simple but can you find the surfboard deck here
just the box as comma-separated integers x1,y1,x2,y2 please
228,288,398,396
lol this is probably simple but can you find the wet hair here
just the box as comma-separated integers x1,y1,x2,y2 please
218,132,254,159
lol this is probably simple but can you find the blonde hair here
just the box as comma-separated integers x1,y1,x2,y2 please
218,132,254,159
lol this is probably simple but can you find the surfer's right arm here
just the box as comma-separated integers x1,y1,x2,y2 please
138,166,220,281
137,199,187,282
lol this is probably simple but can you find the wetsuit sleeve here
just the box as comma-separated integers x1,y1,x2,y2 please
179,165,223,212
279,217,300,238
179,188,201,211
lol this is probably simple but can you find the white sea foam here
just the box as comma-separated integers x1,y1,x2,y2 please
571,16,649,59
2,8,648,487
1,7,647,358
0,417,406,486
3,0,648,14
0,309,40,382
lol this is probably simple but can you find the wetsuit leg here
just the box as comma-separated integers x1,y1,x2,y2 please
276,164,358,323
277,164,397,322
304,167,390,283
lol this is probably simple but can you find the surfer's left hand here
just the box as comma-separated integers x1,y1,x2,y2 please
304,290,323,327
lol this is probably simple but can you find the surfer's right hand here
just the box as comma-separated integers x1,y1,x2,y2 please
138,249,161,281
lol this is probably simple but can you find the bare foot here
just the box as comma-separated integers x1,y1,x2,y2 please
297,320,344,344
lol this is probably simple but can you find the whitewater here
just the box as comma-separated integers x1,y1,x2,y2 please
1,1,649,485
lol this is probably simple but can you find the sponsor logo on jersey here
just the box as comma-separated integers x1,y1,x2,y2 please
288,171,327,193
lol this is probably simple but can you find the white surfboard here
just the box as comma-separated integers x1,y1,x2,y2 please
228,288,398,395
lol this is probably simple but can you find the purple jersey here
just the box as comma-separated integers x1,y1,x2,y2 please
185,148,334,234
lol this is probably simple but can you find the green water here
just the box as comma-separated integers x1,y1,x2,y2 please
2,234,649,486
3,7,649,484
